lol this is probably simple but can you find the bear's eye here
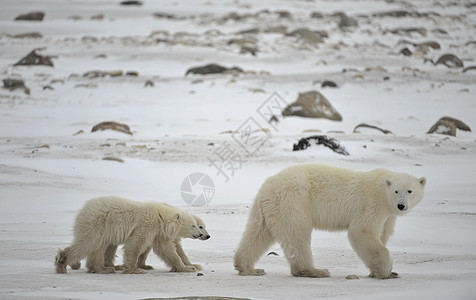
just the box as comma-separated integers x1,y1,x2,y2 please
394,190,399,194
408,190,412,194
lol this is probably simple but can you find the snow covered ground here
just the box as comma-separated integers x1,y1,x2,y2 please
0,0,475,299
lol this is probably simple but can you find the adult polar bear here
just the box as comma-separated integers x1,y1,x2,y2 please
55,196,204,274
234,164,426,279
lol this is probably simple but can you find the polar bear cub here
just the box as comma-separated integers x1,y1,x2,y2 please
55,196,203,274
101,213,210,272
234,164,426,279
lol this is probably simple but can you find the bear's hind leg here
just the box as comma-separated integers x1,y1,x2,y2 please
233,216,274,276
137,246,154,270
87,245,115,274
104,244,118,269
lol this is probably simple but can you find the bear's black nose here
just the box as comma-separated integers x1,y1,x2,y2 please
397,204,406,211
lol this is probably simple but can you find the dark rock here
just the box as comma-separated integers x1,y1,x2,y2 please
240,46,258,56
153,12,176,19
282,90,342,121
463,66,476,73
120,1,143,6
373,10,414,18
12,32,43,39
292,135,349,156
14,49,54,67
275,10,292,19
310,12,324,18
385,27,427,37
3,78,30,94
14,11,44,21
185,63,243,75
400,48,413,56
144,80,154,87
92,121,133,135
321,80,337,88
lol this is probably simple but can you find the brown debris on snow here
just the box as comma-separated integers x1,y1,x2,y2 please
353,123,393,134
14,11,45,21
91,121,133,135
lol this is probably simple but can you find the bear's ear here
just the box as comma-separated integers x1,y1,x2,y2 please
175,213,181,220
419,177,427,186
384,178,392,187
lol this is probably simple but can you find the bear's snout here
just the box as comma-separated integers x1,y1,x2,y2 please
202,234,211,240
397,203,407,211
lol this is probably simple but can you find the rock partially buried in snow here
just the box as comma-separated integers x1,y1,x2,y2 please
185,63,243,75
282,90,342,121
427,117,471,136
92,121,133,135
14,11,45,21
14,49,54,67
3,78,30,94
345,275,359,280
286,28,326,44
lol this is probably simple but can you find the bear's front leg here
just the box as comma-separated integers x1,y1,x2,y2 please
153,238,197,272
348,225,395,279
174,240,202,271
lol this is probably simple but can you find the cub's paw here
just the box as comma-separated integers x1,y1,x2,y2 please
114,264,125,271
369,271,400,279
139,264,154,270
99,267,116,274
123,268,146,274
238,268,266,276
293,268,330,278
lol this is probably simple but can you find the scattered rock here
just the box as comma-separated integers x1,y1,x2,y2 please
373,10,414,18
321,80,338,88
92,121,133,135
3,78,30,94
463,66,476,73
120,0,142,6
263,26,288,34
82,70,124,78
144,80,154,87
185,63,243,75
385,27,427,37
11,32,43,39
345,275,360,280
153,12,177,19
427,117,471,136
400,48,413,56
196,273,204,276
310,12,324,19
73,130,85,136
275,10,292,19
353,123,393,134
90,14,105,20
282,90,342,121
126,71,139,76
292,135,349,156
240,46,258,56
336,13,358,29
102,157,124,163
287,28,326,44
14,11,45,21
425,54,463,68
14,49,54,67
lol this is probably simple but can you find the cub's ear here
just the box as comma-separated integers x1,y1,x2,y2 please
419,177,427,186
175,213,181,220
384,178,392,187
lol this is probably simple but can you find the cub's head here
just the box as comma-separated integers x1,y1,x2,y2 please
384,174,426,215
193,215,210,240
176,212,203,239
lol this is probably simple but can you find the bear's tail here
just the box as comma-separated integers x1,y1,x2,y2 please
54,248,69,274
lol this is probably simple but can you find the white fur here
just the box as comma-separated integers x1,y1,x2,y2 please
54,196,202,274
234,164,426,279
